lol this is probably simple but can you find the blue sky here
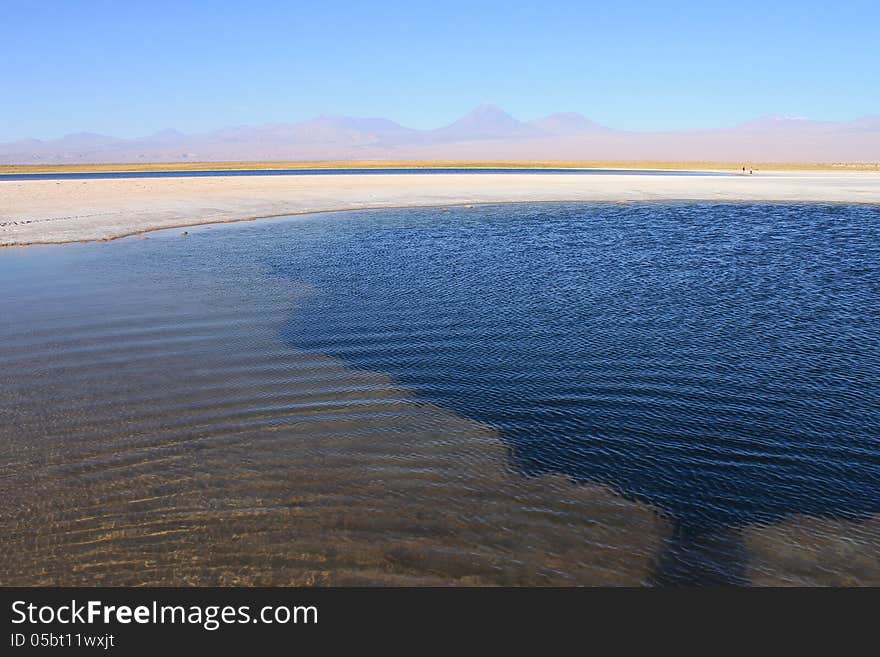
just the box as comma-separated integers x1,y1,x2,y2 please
2,0,878,140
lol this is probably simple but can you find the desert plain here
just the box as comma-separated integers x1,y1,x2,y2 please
2,166,880,246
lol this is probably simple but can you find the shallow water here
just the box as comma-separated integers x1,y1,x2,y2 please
1,202,879,585
0,167,730,182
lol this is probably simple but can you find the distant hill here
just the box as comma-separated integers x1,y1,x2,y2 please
428,103,542,141
732,115,839,132
529,112,610,135
2,105,878,163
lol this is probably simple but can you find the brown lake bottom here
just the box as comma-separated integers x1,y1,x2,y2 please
0,226,666,585
2,203,878,586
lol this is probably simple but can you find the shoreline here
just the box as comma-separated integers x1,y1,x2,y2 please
8,198,880,250
3,171,880,247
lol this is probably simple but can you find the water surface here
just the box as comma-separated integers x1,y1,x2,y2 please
0,167,730,182
1,202,878,585
270,202,880,583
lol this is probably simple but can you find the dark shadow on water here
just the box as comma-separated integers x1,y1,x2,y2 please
266,202,880,585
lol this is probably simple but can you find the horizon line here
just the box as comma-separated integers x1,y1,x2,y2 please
5,104,880,143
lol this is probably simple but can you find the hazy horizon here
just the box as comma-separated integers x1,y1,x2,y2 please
6,105,880,144
2,0,878,143
2,103,879,164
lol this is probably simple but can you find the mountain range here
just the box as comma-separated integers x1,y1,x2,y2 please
2,104,878,163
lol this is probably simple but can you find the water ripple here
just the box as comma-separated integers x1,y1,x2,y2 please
2,201,879,585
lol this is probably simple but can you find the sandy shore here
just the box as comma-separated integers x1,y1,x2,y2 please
3,171,880,246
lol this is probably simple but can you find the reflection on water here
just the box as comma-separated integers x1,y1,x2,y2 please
2,201,879,586
0,224,666,586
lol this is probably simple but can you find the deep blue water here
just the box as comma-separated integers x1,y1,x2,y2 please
0,167,731,181
3,200,879,585
269,202,880,580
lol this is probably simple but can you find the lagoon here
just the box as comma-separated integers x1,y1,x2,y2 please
1,202,878,585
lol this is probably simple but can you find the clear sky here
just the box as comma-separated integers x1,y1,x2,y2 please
2,0,878,140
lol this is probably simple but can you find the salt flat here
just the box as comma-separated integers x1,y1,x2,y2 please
2,171,880,246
